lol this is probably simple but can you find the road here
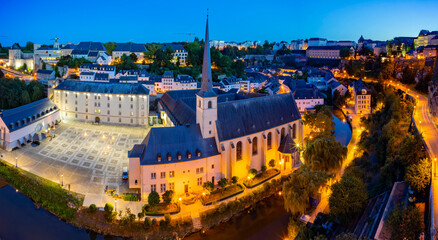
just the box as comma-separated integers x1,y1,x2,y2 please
387,81,438,239
0,65,34,80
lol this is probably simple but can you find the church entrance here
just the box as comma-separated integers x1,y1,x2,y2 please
95,116,100,124
184,184,188,194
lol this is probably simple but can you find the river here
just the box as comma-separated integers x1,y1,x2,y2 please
0,111,351,240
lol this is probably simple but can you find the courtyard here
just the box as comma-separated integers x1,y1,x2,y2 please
0,120,149,197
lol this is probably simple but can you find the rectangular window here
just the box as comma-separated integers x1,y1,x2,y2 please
151,173,156,179
211,164,214,169
169,182,175,191
130,111,134,116
169,171,174,178
151,184,156,192
160,183,166,193
161,172,165,178
197,177,203,186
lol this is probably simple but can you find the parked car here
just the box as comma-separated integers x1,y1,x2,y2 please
122,167,128,180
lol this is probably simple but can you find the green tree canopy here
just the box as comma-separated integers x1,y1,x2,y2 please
283,165,330,215
304,136,347,173
329,174,368,222
104,42,117,55
387,205,423,240
303,105,335,137
148,191,160,206
405,157,431,193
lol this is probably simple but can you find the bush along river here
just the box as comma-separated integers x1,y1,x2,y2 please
185,111,352,240
0,111,352,240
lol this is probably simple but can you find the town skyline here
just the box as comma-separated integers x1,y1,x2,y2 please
2,0,438,46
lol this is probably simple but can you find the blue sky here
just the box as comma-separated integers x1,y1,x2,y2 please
1,0,438,46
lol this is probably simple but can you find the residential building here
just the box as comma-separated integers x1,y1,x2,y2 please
219,76,241,92
307,69,334,90
96,52,111,65
308,38,327,47
306,46,346,59
292,80,325,112
71,41,107,62
0,98,60,151
53,81,149,126
351,79,371,115
112,43,147,60
36,69,55,80
34,46,61,61
327,79,348,96
154,71,197,93
414,30,438,48
160,44,188,65
79,64,116,78
423,45,438,58
8,43,34,70
128,16,303,198
60,43,77,56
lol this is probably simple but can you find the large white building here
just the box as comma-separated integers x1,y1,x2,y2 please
0,98,60,151
160,44,188,65
8,43,34,70
128,16,303,199
79,64,116,78
154,71,197,93
112,43,147,60
54,81,150,126
350,79,371,115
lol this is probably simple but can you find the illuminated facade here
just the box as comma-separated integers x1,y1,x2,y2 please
351,79,371,115
128,16,303,199
54,81,149,126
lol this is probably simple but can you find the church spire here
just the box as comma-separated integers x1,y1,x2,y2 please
198,11,216,97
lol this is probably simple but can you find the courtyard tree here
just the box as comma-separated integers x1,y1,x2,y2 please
269,159,276,168
329,174,368,222
231,176,239,184
218,178,228,188
162,190,174,204
148,191,160,206
405,157,431,193
303,105,335,137
282,165,330,215
387,205,423,240
248,168,258,178
203,181,214,192
144,217,152,229
304,136,347,173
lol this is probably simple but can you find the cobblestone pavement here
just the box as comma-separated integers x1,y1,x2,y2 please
0,120,149,196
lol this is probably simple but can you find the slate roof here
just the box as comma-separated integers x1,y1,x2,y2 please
37,46,57,51
71,49,89,55
128,125,220,165
88,51,99,57
176,75,196,83
55,80,149,95
114,43,146,53
0,98,59,132
80,72,95,76
95,73,109,81
353,79,371,95
61,44,77,50
293,85,325,100
307,46,346,50
80,64,115,72
216,93,301,141
36,69,54,75
11,43,21,50
328,80,346,90
278,134,298,154
160,44,186,52
74,41,106,51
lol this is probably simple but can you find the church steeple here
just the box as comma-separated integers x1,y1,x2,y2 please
197,12,216,97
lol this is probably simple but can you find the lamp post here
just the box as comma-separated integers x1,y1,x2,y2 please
15,157,17,168
115,199,117,212
61,174,64,187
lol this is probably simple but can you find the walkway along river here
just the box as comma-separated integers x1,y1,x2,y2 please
0,111,351,240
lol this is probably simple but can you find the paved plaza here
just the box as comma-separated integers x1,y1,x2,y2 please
0,120,149,197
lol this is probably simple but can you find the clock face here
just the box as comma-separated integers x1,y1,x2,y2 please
35,123,42,132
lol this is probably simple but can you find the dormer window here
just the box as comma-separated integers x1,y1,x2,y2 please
177,152,182,160
196,149,201,157
187,151,192,159
10,123,14,129
167,153,172,161
157,154,161,162
361,89,367,94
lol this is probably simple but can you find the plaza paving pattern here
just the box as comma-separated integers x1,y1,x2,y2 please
0,120,149,196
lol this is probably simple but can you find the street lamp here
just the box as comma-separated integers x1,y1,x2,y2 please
15,157,17,168
115,199,117,212
61,174,64,187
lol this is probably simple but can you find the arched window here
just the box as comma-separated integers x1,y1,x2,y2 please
252,137,258,155
198,100,201,108
236,141,242,160
293,123,297,138
208,101,212,109
281,127,285,139
267,132,272,149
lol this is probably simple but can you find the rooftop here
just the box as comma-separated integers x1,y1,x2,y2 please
55,80,149,95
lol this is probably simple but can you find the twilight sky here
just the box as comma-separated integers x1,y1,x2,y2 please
1,0,438,46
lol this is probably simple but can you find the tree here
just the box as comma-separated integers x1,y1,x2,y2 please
405,158,431,193
25,41,34,51
218,178,228,188
104,42,117,55
88,204,97,213
269,159,276,168
20,90,31,106
329,174,368,222
148,191,160,206
164,213,171,225
144,217,152,229
137,212,144,220
162,190,174,204
120,208,136,226
0,69,4,78
304,136,347,173
387,205,423,240
283,165,330,215
398,132,426,166
104,203,114,213
231,176,239,184
335,233,358,240
203,181,214,192
340,48,351,59
248,168,258,178
130,52,138,62
261,165,267,173
303,105,335,137
42,61,46,70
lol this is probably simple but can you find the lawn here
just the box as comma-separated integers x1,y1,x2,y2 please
143,202,180,216
243,169,280,188
0,159,84,221
201,184,244,206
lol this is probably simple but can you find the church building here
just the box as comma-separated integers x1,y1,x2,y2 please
128,16,303,199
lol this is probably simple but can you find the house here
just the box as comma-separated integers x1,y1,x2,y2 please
128,16,303,198
96,52,112,65
327,79,348,96
160,44,188,65
112,43,147,60
423,45,438,58
0,98,61,151
79,64,116,77
153,71,198,94
60,43,77,56
71,41,107,62
54,81,149,126
351,79,371,115
34,46,61,61
8,43,34,70
36,69,55,80
415,30,438,48
292,80,325,112
308,38,327,47
307,69,333,90
219,76,241,92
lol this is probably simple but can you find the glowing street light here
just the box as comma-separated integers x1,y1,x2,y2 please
61,174,64,187
15,157,17,168
115,199,117,212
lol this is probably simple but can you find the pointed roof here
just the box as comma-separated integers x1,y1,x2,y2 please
197,14,216,98
358,35,364,43
277,133,298,154
11,43,21,50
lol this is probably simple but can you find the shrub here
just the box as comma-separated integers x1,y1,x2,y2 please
203,181,214,192
261,165,267,173
138,212,144,220
159,219,167,228
123,193,139,201
231,176,239,184
269,159,276,168
104,203,114,213
151,218,157,226
218,178,228,188
88,204,97,213
162,190,174,204
164,213,171,224
144,217,152,229
248,168,258,178
148,191,160,206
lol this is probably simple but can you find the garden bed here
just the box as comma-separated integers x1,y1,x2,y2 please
143,202,180,216
201,184,245,206
243,169,280,188
0,159,84,221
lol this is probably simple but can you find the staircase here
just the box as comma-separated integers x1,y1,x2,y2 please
192,217,202,230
